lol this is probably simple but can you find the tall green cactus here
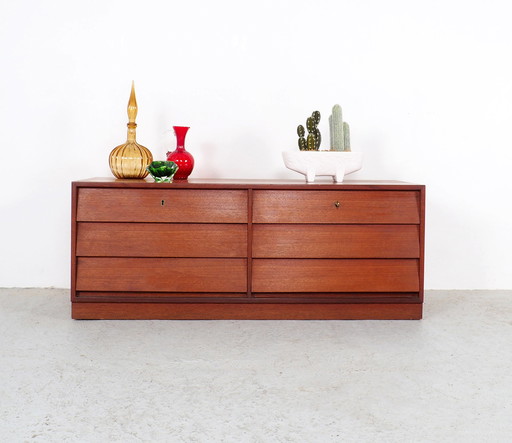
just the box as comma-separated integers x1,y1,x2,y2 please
329,104,351,151
297,111,321,151
330,104,344,151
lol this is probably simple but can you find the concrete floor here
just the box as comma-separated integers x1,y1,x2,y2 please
1,289,511,442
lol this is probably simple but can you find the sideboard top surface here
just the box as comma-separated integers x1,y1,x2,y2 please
73,178,424,191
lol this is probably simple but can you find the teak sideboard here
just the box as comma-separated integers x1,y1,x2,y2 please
71,179,425,320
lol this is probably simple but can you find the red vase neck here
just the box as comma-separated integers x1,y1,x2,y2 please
173,126,189,149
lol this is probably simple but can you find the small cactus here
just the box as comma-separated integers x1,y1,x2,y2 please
307,133,316,150
297,125,306,150
312,110,321,125
314,127,321,149
311,111,322,149
297,111,321,151
306,116,315,132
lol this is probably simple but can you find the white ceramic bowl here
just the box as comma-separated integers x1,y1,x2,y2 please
282,151,363,183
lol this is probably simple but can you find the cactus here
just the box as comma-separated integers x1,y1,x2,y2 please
297,125,307,150
330,104,344,151
314,127,321,149
343,121,351,151
329,115,334,150
307,133,316,150
311,111,322,149
312,110,321,125
329,104,351,151
297,111,321,151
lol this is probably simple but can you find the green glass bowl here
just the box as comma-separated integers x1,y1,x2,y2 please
146,161,179,183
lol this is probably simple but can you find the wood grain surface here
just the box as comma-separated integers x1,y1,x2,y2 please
252,259,419,292
77,188,248,223
77,223,247,257
253,190,420,224
72,302,422,320
252,224,419,258
76,257,247,292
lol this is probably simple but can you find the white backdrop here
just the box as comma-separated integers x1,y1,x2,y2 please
1,0,511,289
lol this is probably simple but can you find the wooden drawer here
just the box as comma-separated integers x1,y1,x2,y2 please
77,189,247,223
252,259,419,292
252,190,420,224
252,225,420,258
76,258,247,292
77,223,247,257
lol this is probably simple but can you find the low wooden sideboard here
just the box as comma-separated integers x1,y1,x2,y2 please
71,178,425,320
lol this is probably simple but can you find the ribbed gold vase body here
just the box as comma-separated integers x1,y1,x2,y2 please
109,82,153,179
109,141,153,179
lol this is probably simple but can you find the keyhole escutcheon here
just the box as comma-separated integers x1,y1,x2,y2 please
334,201,340,208
161,200,165,206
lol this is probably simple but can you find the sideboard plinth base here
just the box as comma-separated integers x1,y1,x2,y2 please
72,302,422,320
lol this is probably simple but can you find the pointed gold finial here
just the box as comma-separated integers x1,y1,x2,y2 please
127,80,138,123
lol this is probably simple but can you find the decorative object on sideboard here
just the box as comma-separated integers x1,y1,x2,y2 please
283,150,363,183
146,161,178,183
297,110,321,151
284,104,362,183
108,82,153,179
166,126,194,180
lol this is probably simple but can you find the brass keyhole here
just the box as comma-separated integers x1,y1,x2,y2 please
161,200,165,206
334,201,340,208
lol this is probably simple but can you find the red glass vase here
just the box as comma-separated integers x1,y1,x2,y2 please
166,126,194,180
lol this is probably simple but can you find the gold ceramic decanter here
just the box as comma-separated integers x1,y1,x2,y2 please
109,82,153,178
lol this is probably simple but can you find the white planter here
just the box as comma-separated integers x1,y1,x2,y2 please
282,151,363,183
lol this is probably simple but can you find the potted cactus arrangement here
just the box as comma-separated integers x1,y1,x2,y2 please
282,104,362,183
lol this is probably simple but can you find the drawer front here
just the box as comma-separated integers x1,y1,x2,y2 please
76,258,247,292
252,259,419,293
252,225,420,258
77,189,248,223
252,190,420,224
77,223,247,258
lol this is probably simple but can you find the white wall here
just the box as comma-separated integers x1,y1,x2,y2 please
1,0,511,289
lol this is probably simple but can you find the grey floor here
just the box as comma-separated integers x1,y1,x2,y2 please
1,289,511,443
